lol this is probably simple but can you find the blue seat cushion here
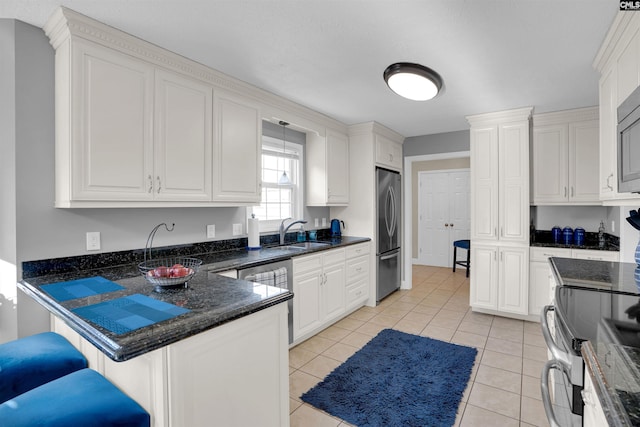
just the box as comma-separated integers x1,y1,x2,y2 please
0,332,87,403
453,239,470,250
0,368,150,427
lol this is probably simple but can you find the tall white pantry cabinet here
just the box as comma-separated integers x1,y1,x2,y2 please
467,108,533,317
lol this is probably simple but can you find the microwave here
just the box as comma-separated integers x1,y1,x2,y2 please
618,85,640,193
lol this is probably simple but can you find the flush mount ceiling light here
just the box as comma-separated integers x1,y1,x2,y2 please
383,62,443,101
278,121,291,185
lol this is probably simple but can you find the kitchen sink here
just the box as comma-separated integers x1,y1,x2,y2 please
286,242,330,250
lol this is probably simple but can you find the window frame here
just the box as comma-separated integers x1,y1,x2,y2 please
248,136,304,233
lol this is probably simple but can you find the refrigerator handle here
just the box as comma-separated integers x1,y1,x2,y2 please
380,250,400,261
389,185,397,237
385,186,393,236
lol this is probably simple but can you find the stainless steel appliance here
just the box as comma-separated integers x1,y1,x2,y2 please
617,83,640,193
236,259,293,344
376,167,401,303
541,258,640,427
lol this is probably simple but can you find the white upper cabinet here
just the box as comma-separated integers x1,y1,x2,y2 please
594,12,640,205
307,128,349,206
61,39,155,204
375,134,402,171
212,91,261,203
468,108,532,243
45,6,347,208
532,107,600,205
154,70,213,201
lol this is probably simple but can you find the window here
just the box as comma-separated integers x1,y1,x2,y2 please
249,136,303,232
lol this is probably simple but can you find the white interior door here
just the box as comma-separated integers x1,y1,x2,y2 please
418,170,470,267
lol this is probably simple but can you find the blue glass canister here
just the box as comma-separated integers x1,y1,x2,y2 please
551,226,562,244
573,227,585,246
562,227,573,245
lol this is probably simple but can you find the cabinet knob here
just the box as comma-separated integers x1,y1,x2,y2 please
147,175,153,193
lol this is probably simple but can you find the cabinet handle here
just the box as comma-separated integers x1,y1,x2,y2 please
355,267,362,272
156,176,162,193
324,273,327,284
389,154,393,162
570,187,574,197
319,273,323,285
147,175,153,193
500,227,504,237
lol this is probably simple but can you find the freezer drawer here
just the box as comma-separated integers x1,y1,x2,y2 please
377,249,400,303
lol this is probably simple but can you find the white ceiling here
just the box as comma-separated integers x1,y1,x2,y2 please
1,1,618,138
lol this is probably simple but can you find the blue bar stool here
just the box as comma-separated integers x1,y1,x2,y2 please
0,332,87,403
452,239,471,277
0,368,150,426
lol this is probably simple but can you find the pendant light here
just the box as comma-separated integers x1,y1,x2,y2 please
383,62,443,101
278,121,291,185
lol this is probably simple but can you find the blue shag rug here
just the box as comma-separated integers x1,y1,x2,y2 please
301,328,477,427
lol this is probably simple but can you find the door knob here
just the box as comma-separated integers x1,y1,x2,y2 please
445,223,449,227
450,223,454,227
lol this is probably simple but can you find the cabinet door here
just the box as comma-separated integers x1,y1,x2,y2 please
326,130,350,204
599,66,617,200
213,91,261,203
154,70,212,201
71,41,154,200
498,246,528,315
529,261,553,316
582,367,609,427
375,134,402,170
292,269,322,340
470,245,498,310
532,124,568,203
499,121,529,243
470,126,498,240
323,261,346,322
569,120,600,203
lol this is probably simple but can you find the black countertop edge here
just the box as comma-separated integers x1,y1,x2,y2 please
582,341,635,427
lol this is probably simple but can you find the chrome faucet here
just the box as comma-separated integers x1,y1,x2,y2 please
279,218,308,245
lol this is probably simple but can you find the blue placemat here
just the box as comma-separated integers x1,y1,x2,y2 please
72,294,190,335
41,276,125,302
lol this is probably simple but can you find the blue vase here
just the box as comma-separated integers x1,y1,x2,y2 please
636,239,640,266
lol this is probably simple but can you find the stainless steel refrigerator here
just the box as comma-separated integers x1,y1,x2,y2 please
376,167,401,303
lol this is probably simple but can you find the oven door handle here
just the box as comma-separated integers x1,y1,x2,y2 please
541,358,570,427
541,305,572,367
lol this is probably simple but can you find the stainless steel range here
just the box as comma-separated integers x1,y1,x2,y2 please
541,257,640,427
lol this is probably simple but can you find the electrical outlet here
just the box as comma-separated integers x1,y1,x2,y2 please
86,232,100,251
207,224,216,239
322,218,327,227
232,223,243,236
314,218,319,227
611,220,615,233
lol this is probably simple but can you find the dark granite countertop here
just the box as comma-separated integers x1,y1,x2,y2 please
19,235,370,362
530,230,619,251
583,341,640,427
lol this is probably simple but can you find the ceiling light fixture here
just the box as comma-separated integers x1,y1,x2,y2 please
278,121,291,185
383,62,443,101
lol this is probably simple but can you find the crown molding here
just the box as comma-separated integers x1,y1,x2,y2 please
466,106,533,127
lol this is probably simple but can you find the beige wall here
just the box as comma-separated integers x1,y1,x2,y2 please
411,158,470,259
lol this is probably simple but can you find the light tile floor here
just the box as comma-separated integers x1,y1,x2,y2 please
289,265,551,427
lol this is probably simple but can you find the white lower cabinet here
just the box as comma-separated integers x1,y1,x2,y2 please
52,303,290,427
471,244,529,316
292,243,370,343
293,248,346,341
345,243,370,311
583,367,608,427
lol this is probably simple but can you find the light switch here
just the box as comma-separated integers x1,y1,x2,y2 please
232,223,243,236
207,224,216,238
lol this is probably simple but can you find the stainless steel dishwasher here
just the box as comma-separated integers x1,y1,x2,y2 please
237,259,293,344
